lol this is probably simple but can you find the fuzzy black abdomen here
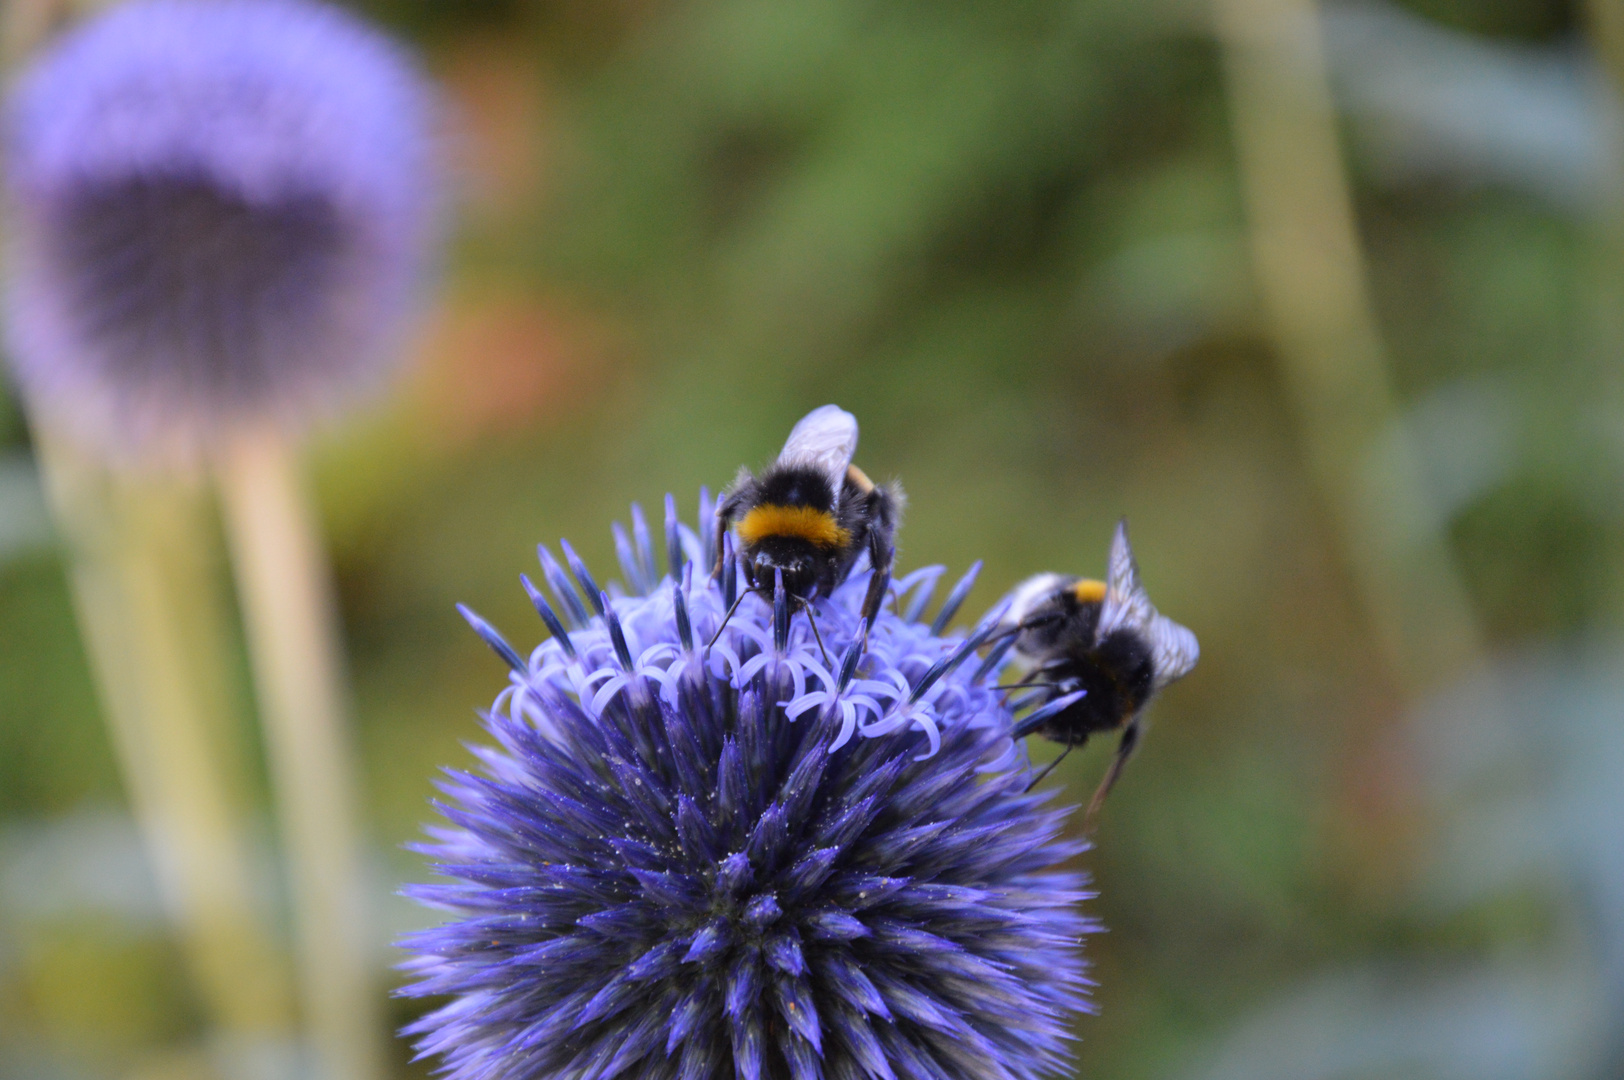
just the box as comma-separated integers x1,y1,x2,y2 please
1034,629,1156,745
756,466,836,512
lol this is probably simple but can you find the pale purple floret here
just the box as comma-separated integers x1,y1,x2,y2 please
3,0,437,457
403,493,1096,1080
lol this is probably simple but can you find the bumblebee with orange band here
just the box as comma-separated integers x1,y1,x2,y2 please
997,521,1198,822
714,405,902,633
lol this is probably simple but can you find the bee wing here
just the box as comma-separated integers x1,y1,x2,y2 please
1098,519,1199,688
1146,613,1199,689
1097,520,1155,638
778,405,859,497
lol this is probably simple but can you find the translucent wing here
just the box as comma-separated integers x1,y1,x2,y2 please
777,405,859,496
1146,614,1199,689
1097,519,1200,687
1096,520,1155,639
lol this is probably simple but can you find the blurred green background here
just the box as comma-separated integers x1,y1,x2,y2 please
3,0,1623,1077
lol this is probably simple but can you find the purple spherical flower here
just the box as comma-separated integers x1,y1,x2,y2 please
3,0,437,458
401,494,1096,1080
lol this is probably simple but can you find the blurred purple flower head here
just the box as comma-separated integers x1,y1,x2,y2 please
3,0,437,459
401,493,1095,1080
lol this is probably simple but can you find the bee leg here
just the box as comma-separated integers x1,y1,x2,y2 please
995,670,1053,691
1083,719,1141,829
1024,741,1076,793
711,501,735,580
794,597,833,667
857,535,894,642
705,586,748,652
1016,611,1066,634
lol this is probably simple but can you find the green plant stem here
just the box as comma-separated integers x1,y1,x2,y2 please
1213,0,1484,695
218,430,381,1080
1581,0,1624,626
32,425,295,1059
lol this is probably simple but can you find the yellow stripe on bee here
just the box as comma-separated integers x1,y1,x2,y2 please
1072,579,1107,604
737,504,851,549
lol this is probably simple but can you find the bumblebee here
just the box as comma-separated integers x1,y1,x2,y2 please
714,405,901,632
1001,520,1198,822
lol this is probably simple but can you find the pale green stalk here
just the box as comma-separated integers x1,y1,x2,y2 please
9,9,379,1077
218,430,382,1080
1581,0,1624,623
1212,0,1485,694
33,426,295,1072
8,11,296,1079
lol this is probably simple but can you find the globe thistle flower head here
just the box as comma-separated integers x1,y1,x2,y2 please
403,493,1097,1080
4,0,438,459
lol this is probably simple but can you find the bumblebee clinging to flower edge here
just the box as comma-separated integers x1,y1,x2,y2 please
999,520,1198,824
712,405,902,648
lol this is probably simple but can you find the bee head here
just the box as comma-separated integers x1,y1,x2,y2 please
743,539,820,602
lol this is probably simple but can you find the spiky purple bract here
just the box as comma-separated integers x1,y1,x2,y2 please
3,0,437,459
401,495,1095,1080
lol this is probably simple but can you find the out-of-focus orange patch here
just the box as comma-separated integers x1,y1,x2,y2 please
405,36,613,445
410,290,613,445
438,34,549,219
